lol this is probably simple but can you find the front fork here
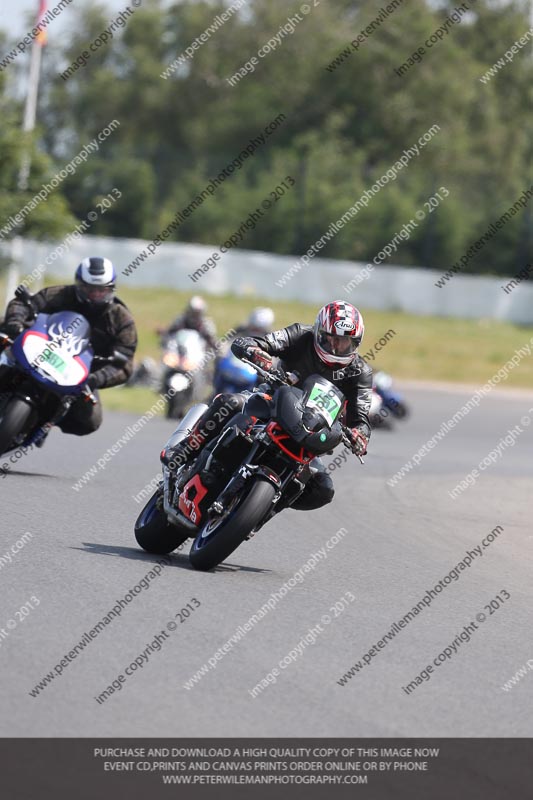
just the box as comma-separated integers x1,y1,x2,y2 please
208,462,282,516
207,437,307,532
161,429,305,534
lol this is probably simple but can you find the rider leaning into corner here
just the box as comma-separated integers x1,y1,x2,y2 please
162,301,372,511
156,295,217,349
2,256,137,438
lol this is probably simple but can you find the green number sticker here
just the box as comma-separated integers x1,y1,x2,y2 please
41,349,67,373
306,384,342,427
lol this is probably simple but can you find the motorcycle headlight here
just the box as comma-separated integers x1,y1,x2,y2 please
169,373,190,392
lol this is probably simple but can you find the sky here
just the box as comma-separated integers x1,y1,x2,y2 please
0,0,527,63
0,0,144,39
1,0,523,41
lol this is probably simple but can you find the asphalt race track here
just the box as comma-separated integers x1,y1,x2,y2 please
1,384,532,737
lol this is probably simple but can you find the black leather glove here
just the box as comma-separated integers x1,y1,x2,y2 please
87,374,99,390
2,321,24,339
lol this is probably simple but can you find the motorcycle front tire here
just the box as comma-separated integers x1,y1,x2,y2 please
189,478,276,571
0,397,33,456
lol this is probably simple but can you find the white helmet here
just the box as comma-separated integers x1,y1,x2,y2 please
75,257,116,307
248,307,274,335
188,295,207,313
185,295,207,325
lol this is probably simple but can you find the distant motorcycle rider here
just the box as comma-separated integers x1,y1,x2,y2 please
234,306,275,338
2,257,137,436
163,301,372,511
157,295,217,348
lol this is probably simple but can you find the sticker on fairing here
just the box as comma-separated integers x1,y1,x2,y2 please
40,349,67,373
305,384,342,427
22,333,87,386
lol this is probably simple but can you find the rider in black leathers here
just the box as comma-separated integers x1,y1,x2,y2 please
162,301,372,510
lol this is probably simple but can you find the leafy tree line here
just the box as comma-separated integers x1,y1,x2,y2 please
0,0,531,277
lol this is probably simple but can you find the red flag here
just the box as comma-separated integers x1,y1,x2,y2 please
35,0,48,46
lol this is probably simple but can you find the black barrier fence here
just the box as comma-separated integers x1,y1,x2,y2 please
1,738,531,799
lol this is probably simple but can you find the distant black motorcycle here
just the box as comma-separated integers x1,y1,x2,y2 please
135,360,362,571
160,329,207,419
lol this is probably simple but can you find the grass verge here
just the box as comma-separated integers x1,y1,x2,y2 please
6,279,533,414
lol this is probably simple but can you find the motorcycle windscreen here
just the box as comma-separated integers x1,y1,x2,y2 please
174,328,204,348
172,329,206,371
20,330,89,388
302,377,344,428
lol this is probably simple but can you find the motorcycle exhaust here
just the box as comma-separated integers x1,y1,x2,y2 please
161,403,209,532
162,403,209,451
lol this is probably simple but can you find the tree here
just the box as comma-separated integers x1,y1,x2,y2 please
0,0,530,275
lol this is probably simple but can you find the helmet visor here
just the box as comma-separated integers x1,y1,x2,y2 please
76,283,114,305
317,329,358,357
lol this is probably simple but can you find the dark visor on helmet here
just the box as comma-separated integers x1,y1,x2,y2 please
317,329,359,356
76,283,114,303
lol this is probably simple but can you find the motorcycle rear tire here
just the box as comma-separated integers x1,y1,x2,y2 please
135,491,190,555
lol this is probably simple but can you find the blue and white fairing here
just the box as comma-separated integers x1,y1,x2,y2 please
10,311,93,395
373,370,406,415
214,350,258,394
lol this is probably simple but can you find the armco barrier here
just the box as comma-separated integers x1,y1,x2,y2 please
9,234,533,324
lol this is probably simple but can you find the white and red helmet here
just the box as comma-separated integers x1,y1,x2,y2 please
313,301,364,367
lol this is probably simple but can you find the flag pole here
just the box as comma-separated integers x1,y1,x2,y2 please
17,37,44,191
18,0,47,191
6,1,47,304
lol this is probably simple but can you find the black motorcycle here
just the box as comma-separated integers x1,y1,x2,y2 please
134,360,362,571
159,329,207,420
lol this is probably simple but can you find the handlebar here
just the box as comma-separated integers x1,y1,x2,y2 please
92,350,129,368
341,429,365,464
83,352,128,401
241,357,364,464
240,356,291,386
82,385,97,405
